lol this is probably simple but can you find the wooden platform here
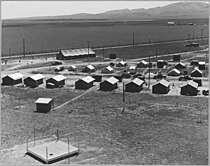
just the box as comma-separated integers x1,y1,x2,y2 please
27,140,79,163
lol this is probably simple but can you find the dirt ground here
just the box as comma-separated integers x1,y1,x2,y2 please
1,49,209,165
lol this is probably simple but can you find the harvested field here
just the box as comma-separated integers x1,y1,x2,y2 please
2,19,208,56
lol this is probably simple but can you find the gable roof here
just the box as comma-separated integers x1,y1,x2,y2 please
118,61,126,65
175,62,186,67
86,65,95,70
52,75,66,82
187,80,198,88
70,65,77,69
129,66,136,70
154,79,170,87
35,98,52,104
106,66,114,71
81,76,95,83
29,74,45,81
131,78,144,86
105,77,119,84
7,73,24,80
140,60,148,65
191,68,203,74
168,68,181,74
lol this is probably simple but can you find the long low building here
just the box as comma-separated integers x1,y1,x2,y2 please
56,48,96,60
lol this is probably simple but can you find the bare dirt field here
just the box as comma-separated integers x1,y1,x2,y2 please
1,48,209,165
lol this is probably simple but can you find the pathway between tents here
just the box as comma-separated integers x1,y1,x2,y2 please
52,86,97,113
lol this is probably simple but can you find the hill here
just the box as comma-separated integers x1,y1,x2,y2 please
3,2,209,21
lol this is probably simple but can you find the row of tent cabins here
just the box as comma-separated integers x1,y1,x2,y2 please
190,60,206,70
168,67,203,77
56,48,96,60
152,79,199,96
35,79,199,113
2,73,46,87
2,73,67,88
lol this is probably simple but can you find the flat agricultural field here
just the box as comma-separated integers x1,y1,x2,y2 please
2,19,208,56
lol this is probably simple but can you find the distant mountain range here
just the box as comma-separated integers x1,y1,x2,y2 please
8,2,210,20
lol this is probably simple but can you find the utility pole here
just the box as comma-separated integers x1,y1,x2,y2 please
132,32,135,47
23,39,26,57
148,54,151,88
123,82,125,102
87,41,90,65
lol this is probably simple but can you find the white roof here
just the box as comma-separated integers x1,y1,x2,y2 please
29,74,45,81
52,75,66,82
176,62,186,66
154,79,170,87
87,65,95,70
157,60,165,62
169,68,181,74
35,98,52,104
140,60,148,65
70,65,77,69
106,66,114,71
131,78,144,86
187,80,198,88
119,61,126,65
8,73,24,80
191,68,203,74
129,66,136,70
198,61,206,65
61,48,95,57
81,76,95,83
106,77,119,84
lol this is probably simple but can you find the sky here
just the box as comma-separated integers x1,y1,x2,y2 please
1,1,208,19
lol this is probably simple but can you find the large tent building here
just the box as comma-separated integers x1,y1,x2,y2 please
56,48,96,60
152,79,170,94
180,80,198,96
125,78,144,92
100,77,119,91
2,73,24,86
75,76,95,90
24,74,45,87
46,75,66,88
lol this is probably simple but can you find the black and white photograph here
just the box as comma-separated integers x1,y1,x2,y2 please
1,1,209,164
